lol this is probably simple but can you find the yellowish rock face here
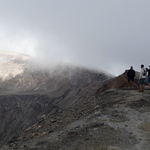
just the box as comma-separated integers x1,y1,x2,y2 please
0,51,31,79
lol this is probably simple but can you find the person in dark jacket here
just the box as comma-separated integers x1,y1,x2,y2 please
127,66,135,87
146,66,150,88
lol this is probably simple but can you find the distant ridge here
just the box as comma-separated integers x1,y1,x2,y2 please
0,50,113,93
0,50,31,79
0,50,32,58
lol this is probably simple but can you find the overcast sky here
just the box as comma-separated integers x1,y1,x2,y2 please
0,0,150,76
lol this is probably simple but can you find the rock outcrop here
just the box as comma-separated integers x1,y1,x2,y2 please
0,51,30,79
96,70,140,94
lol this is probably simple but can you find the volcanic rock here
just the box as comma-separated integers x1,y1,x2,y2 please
0,51,113,149
1,51,150,150
96,70,140,94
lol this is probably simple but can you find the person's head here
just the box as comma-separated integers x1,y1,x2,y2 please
141,64,144,68
149,65,150,69
130,66,133,69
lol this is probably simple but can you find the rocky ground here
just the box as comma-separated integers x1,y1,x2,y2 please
1,51,150,150
1,86,150,150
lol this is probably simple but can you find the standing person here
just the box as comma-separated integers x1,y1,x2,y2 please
146,66,150,88
139,64,146,92
127,66,135,87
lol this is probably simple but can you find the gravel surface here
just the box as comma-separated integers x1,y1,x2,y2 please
2,88,150,150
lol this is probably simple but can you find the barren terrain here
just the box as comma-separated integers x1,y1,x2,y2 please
1,87,150,150
1,51,150,150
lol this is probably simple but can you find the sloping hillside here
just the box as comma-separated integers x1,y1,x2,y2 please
0,51,112,94
2,51,150,150
96,70,140,94
2,88,150,150
0,51,113,149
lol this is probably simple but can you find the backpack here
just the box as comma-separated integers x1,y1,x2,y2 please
143,69,147,76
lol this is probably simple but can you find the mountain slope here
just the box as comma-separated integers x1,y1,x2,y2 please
96,70,140,94
2,51,150,150
2,88,150,150
0,51,113,148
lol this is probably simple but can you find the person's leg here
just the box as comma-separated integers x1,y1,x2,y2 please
128,78,130,87
139,84,142,91
139,79,142,91
139,78,145,91
141,79,145,91
148,76,150,88
129,81,131,87
142,84,144,91
131,78,134,88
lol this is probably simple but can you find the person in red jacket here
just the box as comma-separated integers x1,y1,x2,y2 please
127,66,135,87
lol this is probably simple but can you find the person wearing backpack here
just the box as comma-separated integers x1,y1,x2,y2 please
127,66,135,87
146,66,150,88
139,64,146,92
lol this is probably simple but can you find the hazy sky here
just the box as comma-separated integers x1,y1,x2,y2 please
0,0,150,76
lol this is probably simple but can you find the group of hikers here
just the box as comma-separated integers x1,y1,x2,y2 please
127,64,150,92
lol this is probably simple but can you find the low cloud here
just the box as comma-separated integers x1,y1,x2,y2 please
0,1,150,76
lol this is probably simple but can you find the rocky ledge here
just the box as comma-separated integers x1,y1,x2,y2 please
1,87,150,150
